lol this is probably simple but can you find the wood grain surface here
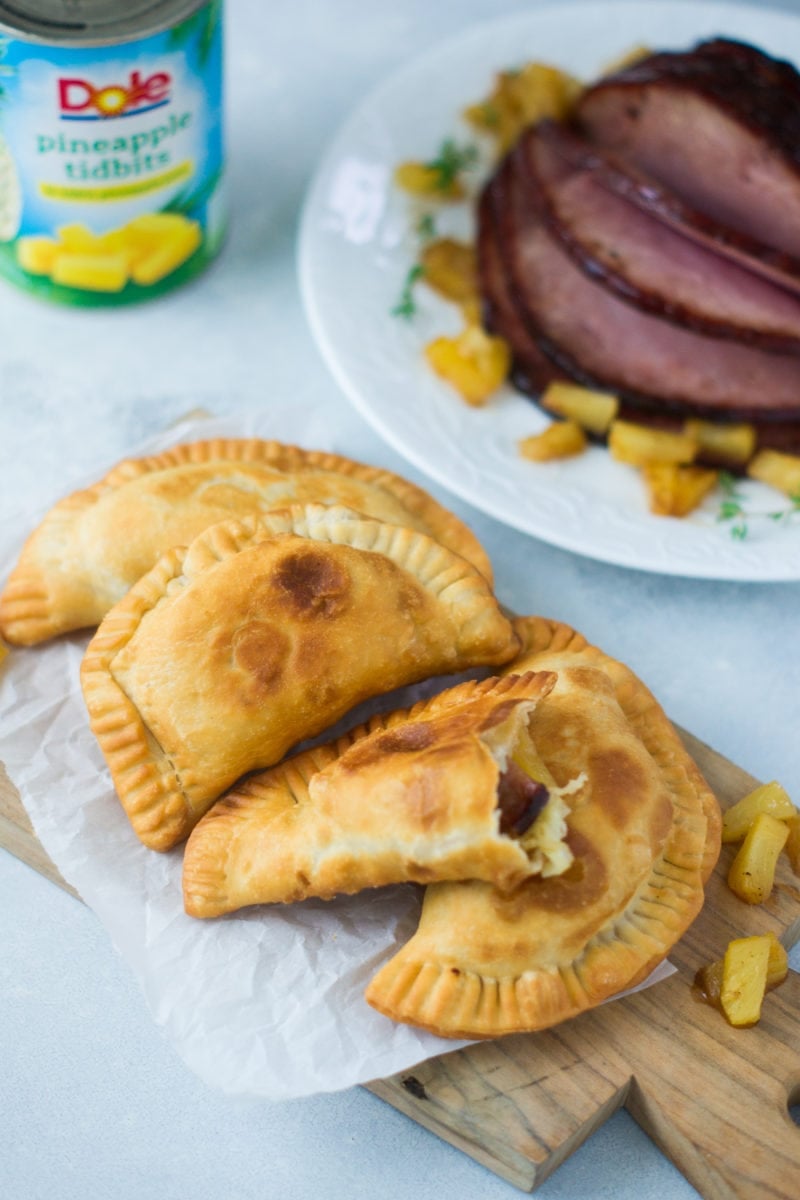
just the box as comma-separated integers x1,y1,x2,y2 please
1,730,799,1197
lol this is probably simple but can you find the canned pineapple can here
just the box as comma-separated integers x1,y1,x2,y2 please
0,0,225,305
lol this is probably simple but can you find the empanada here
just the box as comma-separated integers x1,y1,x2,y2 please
183,670,572,916
365,619,718,1038
0,438,492,645
80,504,518,851
506,616,722,880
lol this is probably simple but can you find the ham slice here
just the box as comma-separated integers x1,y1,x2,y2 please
523,122,800,352
477,154,800,454
537,121,800,300
577,38,800,259
493,140,800,421
476,167,562,397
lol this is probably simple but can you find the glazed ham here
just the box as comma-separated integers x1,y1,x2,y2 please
496,140,800,420
577,39,800,258
476,169,560,398
476,37,800,443
542,121,800,300
479,159,800,453
525,122,800,351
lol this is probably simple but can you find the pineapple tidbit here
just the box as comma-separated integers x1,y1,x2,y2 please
425,325,510,406
17,212,202,292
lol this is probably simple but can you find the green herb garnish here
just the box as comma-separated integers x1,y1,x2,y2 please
424,138,479,192
391,263,425,319
716,470,800,540
416,212,437,241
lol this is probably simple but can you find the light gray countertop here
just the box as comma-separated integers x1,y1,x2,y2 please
1,1,799,1197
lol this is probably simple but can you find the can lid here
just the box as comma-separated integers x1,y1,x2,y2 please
0,0,210,43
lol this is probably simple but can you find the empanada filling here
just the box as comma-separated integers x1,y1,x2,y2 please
497,765,550,837
494,726,579,878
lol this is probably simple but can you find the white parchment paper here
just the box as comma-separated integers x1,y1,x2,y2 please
0,405,673,1100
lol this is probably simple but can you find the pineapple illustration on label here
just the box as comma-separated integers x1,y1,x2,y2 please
0,1,225,305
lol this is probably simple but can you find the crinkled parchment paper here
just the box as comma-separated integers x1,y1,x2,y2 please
0,404,673,1100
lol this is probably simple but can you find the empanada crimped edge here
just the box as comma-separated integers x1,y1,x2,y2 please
0,437,492,645
365,619,717,1039
81,505,518,852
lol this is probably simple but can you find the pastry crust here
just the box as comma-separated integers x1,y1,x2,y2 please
0,437,492,645
182,670,563,916
506,616,722,881
80,504,518,852
365,618,717,1038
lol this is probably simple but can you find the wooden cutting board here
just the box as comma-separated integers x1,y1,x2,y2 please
2,731,799,1198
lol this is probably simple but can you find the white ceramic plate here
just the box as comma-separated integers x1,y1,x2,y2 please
299,0,800,580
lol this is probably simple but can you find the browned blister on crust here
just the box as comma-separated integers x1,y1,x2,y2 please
365,618,717,1039
0,438,492,645
182,671,564,916
80,505,518,852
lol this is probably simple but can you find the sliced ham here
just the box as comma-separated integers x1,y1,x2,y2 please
494,140,800,422
523,122,800,352
475,153,800,453
476,164,562,397
577,38,800,259
539,121,800,300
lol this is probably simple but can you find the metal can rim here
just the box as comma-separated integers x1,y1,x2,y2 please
0,0,216,47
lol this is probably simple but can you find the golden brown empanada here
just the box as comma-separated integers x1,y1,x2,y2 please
80,504,518,851
365,620,717,1038
505,616,722,881
183,670,572,916
0,438,492,645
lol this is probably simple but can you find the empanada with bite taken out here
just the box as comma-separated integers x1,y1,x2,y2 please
365,625,717,1039
182,670,575,915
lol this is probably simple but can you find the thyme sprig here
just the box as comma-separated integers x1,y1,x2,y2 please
391,262,425,319
424,138,479,191
416,212,437,241
716,471,800,540
390,217,437,319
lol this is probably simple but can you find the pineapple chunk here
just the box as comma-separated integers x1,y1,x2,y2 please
683,419,756,467
519,420,588,462
55,222,99,251
722,781,796,843
539,381,618,435
394,161,464,201
641,462,718,517
784,814,800,875
51,251,129,292
747,448,800,498
425,325,510,405
727,812,789,904
609,420,697,466
696,931,788,1015
460,296,483,326
720,935,781,1027
419,238,477,305
600,44,652,76
464,62,582,152
130,218,202,285
18,212,202,291
763,935,788,991
506,62,583,126
17,236,60,275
